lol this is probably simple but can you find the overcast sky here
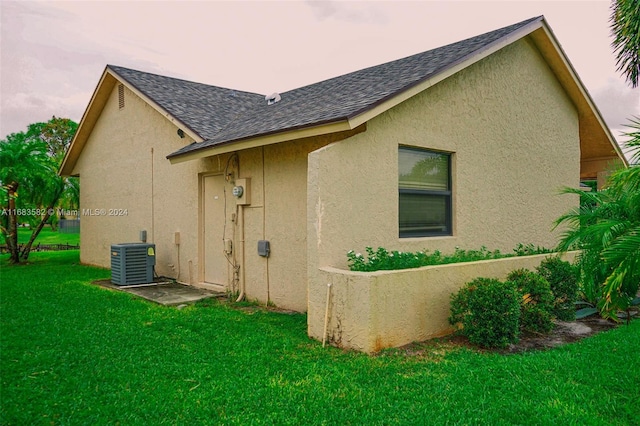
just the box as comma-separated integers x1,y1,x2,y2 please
1,0,638,150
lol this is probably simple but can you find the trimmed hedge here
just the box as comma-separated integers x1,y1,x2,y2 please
449,259,578,348
537,257,578,321
507,269,555,333
449,278,521,348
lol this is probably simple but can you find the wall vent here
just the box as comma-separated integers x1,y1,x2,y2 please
111,243,155,285
118,84,125,109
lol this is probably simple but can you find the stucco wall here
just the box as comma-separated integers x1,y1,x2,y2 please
222,141,328,311
308,252,578,353
307,38,580,277
73,82,350,311
76,37,580,315
73,84,207,281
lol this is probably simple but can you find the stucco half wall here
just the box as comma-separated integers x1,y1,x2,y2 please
308,252,578,353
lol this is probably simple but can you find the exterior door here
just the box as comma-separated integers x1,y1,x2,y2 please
203,175,228,286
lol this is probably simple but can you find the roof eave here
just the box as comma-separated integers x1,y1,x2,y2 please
530,22,628,168
59,67,112,176
167,119,355,164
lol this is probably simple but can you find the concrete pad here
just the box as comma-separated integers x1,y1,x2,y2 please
92,280,220,306
123,282,219,306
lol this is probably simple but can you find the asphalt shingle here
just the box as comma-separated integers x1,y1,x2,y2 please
109,16,542,159
107,65,263,140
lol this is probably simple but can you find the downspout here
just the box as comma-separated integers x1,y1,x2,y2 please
262,146,270,305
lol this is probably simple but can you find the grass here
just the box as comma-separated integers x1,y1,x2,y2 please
16,226,79,246
2,252,639,425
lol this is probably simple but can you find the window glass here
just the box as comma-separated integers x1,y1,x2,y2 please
399,149,449,191
399,147,451,237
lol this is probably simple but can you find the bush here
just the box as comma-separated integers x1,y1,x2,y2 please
347,244,553,272
507,269,554,333
537,257,579,321
449,278,521,348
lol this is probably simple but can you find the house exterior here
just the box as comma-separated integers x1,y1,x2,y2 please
61,17,625,330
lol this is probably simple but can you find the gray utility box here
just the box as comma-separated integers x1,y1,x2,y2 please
111,243,156,285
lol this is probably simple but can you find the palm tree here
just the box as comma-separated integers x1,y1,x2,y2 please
0,134,50,263
19,171,66,260
555,121,640,321
610,0,640,87
561,3,640,320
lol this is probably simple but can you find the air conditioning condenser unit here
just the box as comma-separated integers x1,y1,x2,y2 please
111,243,156,285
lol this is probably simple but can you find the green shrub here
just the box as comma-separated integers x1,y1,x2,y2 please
449,284,473,327
513,243,553,256
347,244,553,272
507,269,554,333
346,247,435,271
449,278,521,348
536,257,579,321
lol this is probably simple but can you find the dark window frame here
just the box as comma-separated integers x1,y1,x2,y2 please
398,147,452,238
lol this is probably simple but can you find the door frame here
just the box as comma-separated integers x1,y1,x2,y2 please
198,172,227,292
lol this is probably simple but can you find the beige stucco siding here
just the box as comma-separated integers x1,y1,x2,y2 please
75,36,580,316
232,140,328,311
308,38,580,274
73,87,330,310
73,84,207,281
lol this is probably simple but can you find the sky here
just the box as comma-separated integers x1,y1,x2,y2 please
1,0,638,152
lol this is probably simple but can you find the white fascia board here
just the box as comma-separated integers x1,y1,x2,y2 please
168,120,352,164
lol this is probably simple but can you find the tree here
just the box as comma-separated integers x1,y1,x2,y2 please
20,117,79,260
27,117,78,162
555,122,640,321
610,0,640,87
0,135,50,263
554,3,639,320
0,117,78,263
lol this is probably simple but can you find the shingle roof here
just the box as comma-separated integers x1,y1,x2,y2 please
113,16,542,159
107,65,264,139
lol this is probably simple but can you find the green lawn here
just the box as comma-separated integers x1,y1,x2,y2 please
1,251,639,425
16,226,79,246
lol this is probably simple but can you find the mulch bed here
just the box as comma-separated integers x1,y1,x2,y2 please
393,317,620,357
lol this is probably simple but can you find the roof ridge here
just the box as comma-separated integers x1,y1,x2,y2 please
281,16,543,96
167,15,546,159
107,64,263,97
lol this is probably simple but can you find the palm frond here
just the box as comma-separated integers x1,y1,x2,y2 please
610,0,640,87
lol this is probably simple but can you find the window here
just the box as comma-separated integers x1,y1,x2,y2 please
398,147,452,237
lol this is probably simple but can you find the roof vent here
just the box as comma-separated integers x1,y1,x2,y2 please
265,93,281,105
118,84,125,109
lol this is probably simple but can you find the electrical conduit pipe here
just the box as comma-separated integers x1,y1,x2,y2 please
236,204,246,302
